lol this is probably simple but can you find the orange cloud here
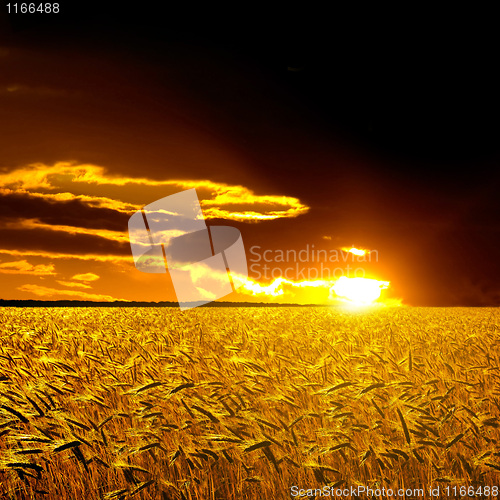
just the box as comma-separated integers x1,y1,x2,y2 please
0,249,131,263
17,283,121,301
72,273,100,282
0,187,136,213
0,162,309,222
342,247,369,256
0,259,55,275
0,218,129,243
56,280,91,289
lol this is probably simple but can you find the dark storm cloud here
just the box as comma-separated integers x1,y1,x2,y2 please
0,226,129,256
0,191,129,231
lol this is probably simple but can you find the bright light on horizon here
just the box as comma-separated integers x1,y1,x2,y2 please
332,276,390,305
233,275,393,306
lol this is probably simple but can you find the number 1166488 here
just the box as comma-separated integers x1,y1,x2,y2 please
7,3,59,13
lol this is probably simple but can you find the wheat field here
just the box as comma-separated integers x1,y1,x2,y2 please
0,306,499,499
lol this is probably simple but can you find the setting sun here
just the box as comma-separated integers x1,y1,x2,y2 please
232,274,391,306
332,276,390,305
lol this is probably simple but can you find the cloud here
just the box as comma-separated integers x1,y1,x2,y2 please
56,281,91,289
0,259,55,275
0,190,130,231
17,283,121,301
0,162,309,222
11,219,129,243
72,273,100,282
0,248,131,262
0,225,129,257
0,162,309,267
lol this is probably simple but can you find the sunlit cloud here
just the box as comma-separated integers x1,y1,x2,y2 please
0,259,55,275
0,163,312,300
0,249,131,263
57,280,91,289
342,247,369,256
0,218,129,243
194,182,308,221
72,273,100,282
0,187,137,213
17,283,121,301
0,162,309,222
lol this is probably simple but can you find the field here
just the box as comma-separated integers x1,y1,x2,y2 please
1,306,500,499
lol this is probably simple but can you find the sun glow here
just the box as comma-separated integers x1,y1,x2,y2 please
332,276,390,305
233,275,392,306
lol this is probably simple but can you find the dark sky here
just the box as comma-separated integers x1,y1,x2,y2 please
0,6,499,305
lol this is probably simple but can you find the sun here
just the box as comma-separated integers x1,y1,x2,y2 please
332,276,390,305
233,274,392,306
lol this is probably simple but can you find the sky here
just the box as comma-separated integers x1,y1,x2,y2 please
0,7,499,306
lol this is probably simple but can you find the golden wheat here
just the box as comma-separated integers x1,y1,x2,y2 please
0,306,499,499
